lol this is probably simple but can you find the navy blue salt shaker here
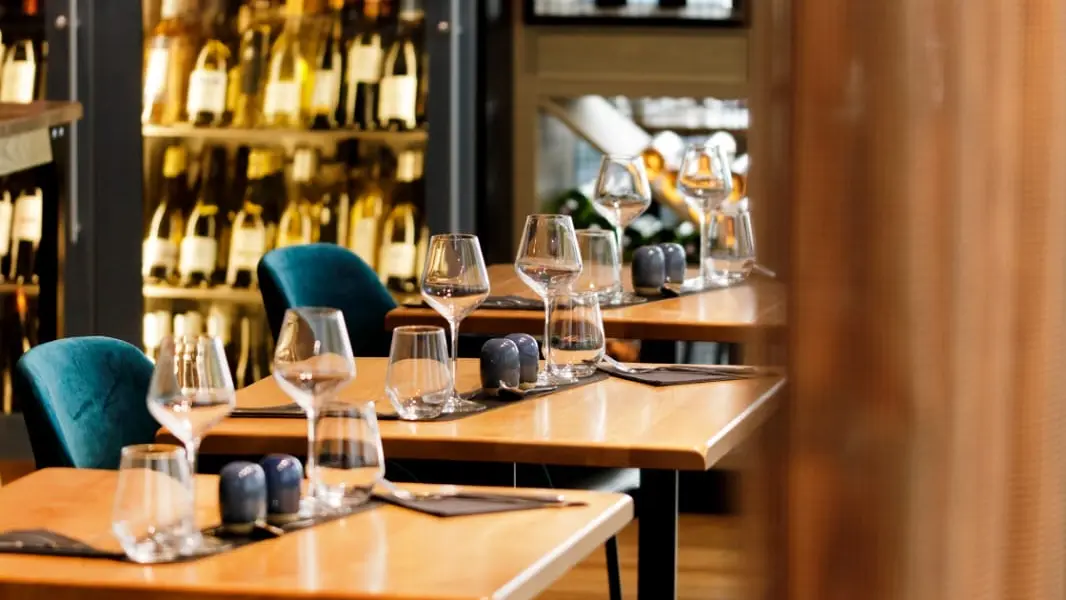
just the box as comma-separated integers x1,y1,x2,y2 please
504,333,540,387
658,242,686,284
632,245,666,295
218,461,267,534
260,454,304,524
480,338,521,395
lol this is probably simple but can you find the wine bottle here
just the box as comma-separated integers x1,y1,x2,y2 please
143,311,164,362
143,146,189,284
0,40,36,104
261,150,286,248
179,148,225,287
207,304,237,379
226,150,269,288
0,191,12,281
231,17,271,128
235,315,261,388
262,0,310,128
310,4,344,130
378,0,422,131
348,155,387,268
346,0,385,129
187,35,231,126
8,187,42,284
277,148,316,248
35,40,47,101
6,290,32,412
143,0,197,125
378,148,422,291
316,162,350,246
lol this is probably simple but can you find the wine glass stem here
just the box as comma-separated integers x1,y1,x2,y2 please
184,440,200,478
448,319,460,396
613,215,624,267
699,209,713,283
305,407,319,497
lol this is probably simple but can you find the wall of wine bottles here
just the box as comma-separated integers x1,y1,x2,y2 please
140,0,433,387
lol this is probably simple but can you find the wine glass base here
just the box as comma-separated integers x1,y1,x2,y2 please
441,396,487,415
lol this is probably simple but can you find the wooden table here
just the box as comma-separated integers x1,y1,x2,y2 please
165,359,784,599
0,468,633,600
385,264,786,344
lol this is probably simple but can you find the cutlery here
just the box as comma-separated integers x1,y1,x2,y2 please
378,481,584,506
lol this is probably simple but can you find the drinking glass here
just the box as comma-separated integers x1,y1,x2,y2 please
573,229,621,302
593,155,652,266
514,214,583,384
548,291,606,380
273,308,357,509
313,401,385,510
420,233,490,414
385,326,452,420
677,142,733,286
112,444,195,564
708,200,756,283
147,335,235,553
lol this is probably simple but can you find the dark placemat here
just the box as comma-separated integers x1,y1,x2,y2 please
231,371,610,423
596,363,764,387
403,293,649,311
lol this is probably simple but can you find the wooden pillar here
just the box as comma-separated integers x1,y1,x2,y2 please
783,0,1066,599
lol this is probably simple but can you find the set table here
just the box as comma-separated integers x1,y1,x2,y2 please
0,468,633,600
164,358,786,599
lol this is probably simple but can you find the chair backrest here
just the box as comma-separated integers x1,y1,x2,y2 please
258,244,398,357
14,336,158,470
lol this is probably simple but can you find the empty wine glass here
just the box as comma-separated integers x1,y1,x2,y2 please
514,214,583,384
273,308,357,510
593,155,652,266
574,229,621,302
548,291,606,380
112,444,195,564
677,142,733,287
385,326,452,420
420,234,490,414
147,335,235,554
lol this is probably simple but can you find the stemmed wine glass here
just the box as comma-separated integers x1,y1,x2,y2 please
593,155,653,270
514,214,583,384
420,233,490,414
677,142,733,287
147,335,236,554
272,308,357,511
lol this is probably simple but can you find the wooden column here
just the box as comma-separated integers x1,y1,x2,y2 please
782,0,1066,599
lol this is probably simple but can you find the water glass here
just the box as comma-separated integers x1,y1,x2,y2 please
548,292,606,380
574,229,621,302
707,200,756,283
313,402,385,510
677,142,733,286
593,155,653,266
112,444,195,564
385,326,452,420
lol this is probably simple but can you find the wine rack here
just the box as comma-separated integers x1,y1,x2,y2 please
0,283,39,297
142,125,427,152
142,284,260,305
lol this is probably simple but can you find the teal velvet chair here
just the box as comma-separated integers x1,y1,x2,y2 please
258,244,398,356
14,336,157,470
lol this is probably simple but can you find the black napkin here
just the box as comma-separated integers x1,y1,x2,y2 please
0,529,123,559
374,492,585,517
597,363,764,387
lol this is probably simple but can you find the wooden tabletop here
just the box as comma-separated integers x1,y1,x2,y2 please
174,358,785,471
0,468,633,600
384,264,786,343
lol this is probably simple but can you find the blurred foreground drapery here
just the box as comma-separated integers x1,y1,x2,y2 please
750,0,1066,598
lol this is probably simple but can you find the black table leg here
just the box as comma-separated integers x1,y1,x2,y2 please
606,535,623,600
638,468,679,599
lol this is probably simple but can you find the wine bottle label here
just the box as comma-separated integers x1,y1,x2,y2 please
178,235,218,276
143,47,170,103
143,312,163,350
0,62,35,104
228,228,266,270
310,70,339,112
348,45,383,83
11,191,42,244
143,238,178,272
378,75,417,127
350,218,378,266
186,69,228,116
384,242,416,278
0,198,12,258
263,81,300,117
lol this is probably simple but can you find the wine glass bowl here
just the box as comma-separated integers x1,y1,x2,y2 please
592,155,653,265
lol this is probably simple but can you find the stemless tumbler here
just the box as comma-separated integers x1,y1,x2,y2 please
385,326,453,420
112,444,196,564
574,229,622,302
548,291,606,380
313,402,385,509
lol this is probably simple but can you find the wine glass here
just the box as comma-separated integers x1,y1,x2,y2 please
514,214,583,384
592,155,652,268
677,142,733,287
272,307,357,511
147,335,236,554
420,234,490,414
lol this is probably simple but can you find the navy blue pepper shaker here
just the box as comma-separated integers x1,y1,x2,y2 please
658,242,686,284
504,333,539,387
632,245,667,295
218,461,267,534
480,338,521,395
260,454,304,524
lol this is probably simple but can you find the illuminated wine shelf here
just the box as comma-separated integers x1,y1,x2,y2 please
142,125,427,150
0,283,39,296
142,284,261,305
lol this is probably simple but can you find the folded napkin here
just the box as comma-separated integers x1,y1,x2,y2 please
0,529,122,559
597,363,766,387
374,490,586,517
